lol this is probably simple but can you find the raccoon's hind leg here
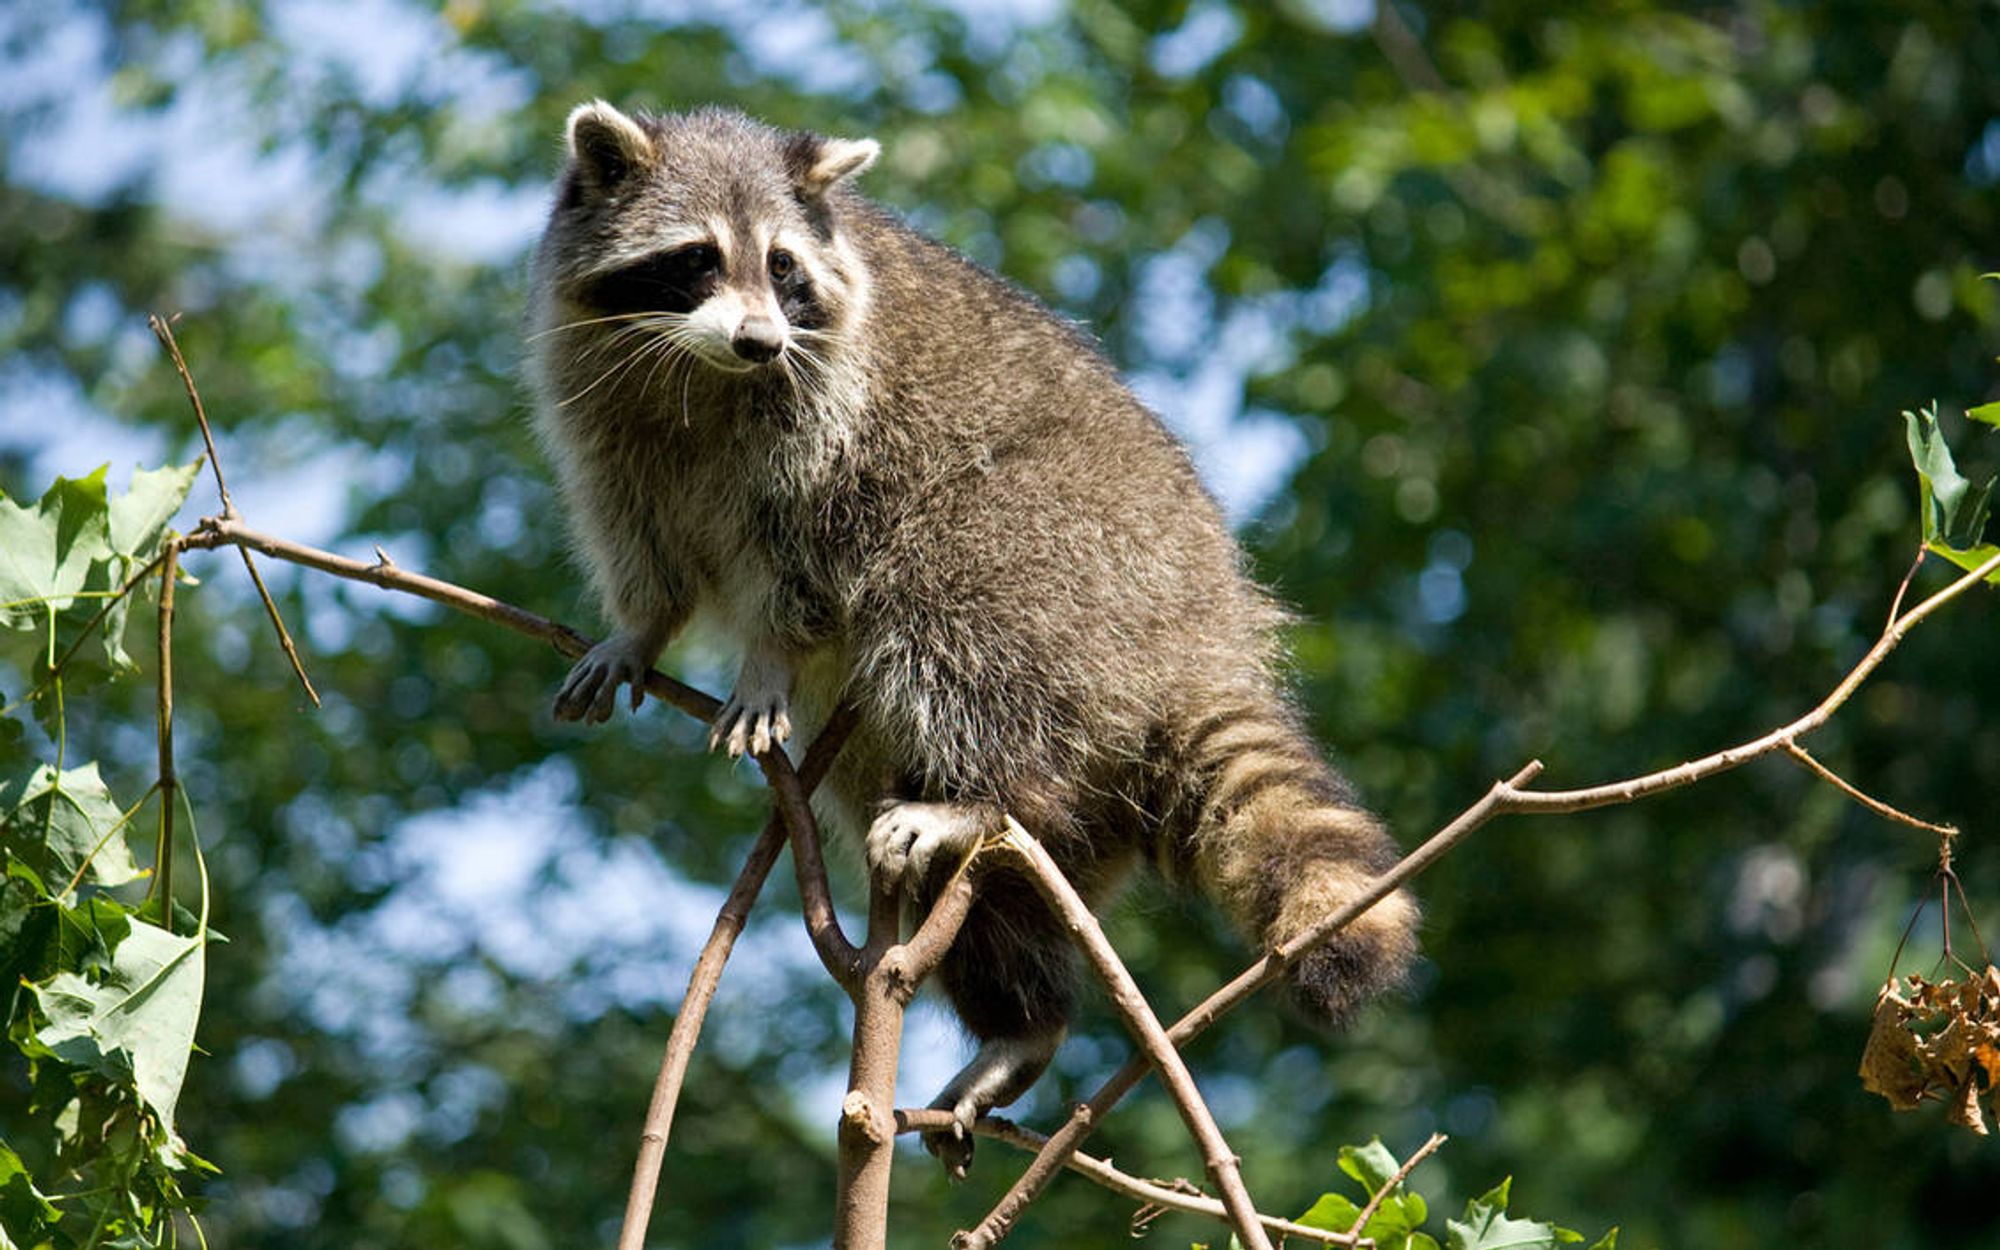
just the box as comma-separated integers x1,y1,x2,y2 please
924,869,1076,1180
862,800,1075,1177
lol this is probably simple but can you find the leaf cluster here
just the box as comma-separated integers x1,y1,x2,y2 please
1860,967,2000,1135
1,464,209,1250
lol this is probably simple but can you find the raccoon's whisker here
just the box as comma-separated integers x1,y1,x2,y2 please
636,333,694,397
617,328,692,398
561,326,682,406
528,310,681,342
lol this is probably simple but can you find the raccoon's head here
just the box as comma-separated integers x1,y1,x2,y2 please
534,102,877,376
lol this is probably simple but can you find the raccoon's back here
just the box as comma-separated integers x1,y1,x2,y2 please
833,206,1288,802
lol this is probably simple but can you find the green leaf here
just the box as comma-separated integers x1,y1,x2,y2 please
0,467,114,628
1969,401,2000,429
1338,1137,1404,1193
1297,1192,1366,1231
1904,404,1993,550
0,876,57,1029
107,461,201,561
0,762,142,889
31,918,206,1125
1586,1231,1620,1250
1445,1179,1584,1250
56,893,135,976
0,1141,61,1248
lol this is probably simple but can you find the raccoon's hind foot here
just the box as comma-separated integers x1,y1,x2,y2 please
922,1031,1064,1180
864,801,996,887
708,642,793,758
553,631,656,724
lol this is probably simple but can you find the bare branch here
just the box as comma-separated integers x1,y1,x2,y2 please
758,744,860,988
1885,543,1927,627
1505,547,2000,814
147,315,235,517
615,705,857,1250
899,852,982,986
181,514,720,721
997,819,1275,1250
150,316,320,705
895,1110,1370,1247
152,544,179,932
1783,742,1958,837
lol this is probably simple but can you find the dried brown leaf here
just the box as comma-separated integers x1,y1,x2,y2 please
1860,984,1926,1111
1947,1075,1990,1136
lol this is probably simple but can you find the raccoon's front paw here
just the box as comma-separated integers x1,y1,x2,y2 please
864,802,991,886
707,643,794,758
707,689,791,758
553,633,654,724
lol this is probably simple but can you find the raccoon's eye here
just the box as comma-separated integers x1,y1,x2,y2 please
669,243,720,280
768,249,796,281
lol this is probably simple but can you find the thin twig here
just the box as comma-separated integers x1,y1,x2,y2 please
147,315,235,516
1783,742,1958,837
1343,1132,1446,1241
894,1110,1370,1247
181,515,718,720
615,704,856,1250
232,543,320,706
759,743,860,989
998,819,1275,1250
150,315,320,706
1885,544,1927,628
153,544,178,933
1503,547,2000,814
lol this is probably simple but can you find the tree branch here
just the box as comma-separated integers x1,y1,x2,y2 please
1343,1131,1445,1242
152,545,179,931
895,1110,1371,1247
1782,741,1958,838
997,819,1275,1250
615,704,857,1250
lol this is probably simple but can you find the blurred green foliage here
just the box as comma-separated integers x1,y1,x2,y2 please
2,1,1999,1247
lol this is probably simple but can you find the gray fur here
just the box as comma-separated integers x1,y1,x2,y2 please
527,104,1418,1170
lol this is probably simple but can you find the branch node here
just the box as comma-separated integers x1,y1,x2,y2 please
841,1091,888,1145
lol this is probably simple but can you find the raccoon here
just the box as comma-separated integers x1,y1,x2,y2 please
526,102,1417,1175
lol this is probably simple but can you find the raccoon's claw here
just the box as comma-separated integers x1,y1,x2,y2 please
920,1033,1064,1180
707,693,791,758
553,633,653,724
864,801,989,886
921,1105,976,1182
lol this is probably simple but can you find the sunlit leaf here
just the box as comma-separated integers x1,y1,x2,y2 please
0,762,142,889
31,918,206,1125
0,467,113,627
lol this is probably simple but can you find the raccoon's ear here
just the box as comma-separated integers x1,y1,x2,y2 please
788,133,880,199
565,100,654,191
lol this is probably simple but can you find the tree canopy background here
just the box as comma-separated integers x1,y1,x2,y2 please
3,1,1999,1246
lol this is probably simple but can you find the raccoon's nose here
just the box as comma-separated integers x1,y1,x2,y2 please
731,317,785,364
